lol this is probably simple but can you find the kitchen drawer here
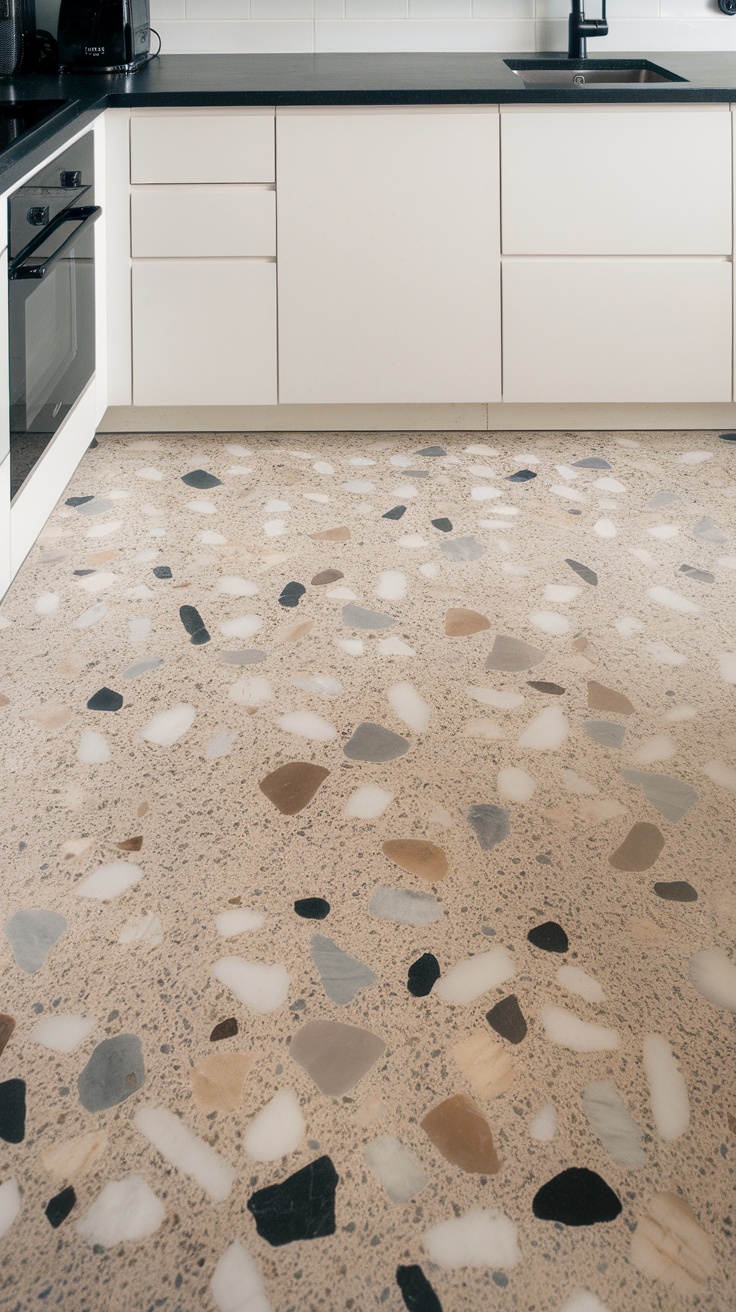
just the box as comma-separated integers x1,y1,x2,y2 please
501,108,732,255
132,260,277,406
130,112,275,185
132,188,276,258
502,257,732,403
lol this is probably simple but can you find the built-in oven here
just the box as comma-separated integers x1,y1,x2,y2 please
8,131,101,499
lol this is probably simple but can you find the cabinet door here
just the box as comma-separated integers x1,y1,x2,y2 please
132,261,277,406
0,456,9,601
502,108,732,256
277,108,501,404
132,188,276,258
131,112,275,184
502,258,732,403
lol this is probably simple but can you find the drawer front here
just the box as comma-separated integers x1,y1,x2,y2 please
132,260,277,407
131,113,275,185
502,258,733,403
132,188,276,258
502,109,732,255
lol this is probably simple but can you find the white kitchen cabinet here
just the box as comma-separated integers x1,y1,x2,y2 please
132,187,276,259
0,456,9,600
132,260,277,406
277,107,501,405
501,107,732,256
502,257,732,404
130,110,275,185
0,246,7,465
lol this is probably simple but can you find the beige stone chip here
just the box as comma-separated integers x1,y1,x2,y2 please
259,762,330,815
421,1093,500,1174
277,619,315,644
451,1032,515,1100
444,608,491,638
382,839,449,882
309,526,350,541
190,1052,254,1114
631,1191,715,1295
26,704,73,733
587,680,636,715
609,821,665,871
40,1131,109,1183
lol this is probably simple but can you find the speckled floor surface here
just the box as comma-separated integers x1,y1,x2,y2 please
0,429,735,1312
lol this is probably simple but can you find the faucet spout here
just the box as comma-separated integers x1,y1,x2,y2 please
568,0,609,60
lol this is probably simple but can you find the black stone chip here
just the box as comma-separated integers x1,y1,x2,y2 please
528,681,566,695
86,687,123,712
247,1156,338,1247
527,921,569,954
179,605,210,646
279,582,306,608
507,469,537,482
181,469,222,489
397,1264,443,1312
152,566,172,580
719,432,736,442
486,994,527,1044
45,1185,76,1228
654,880,698,903
0,1078,26,1143
565,558,598,586
210,1018,238,1042
431,517,453,533
65,496,93,507
533,1167,623,1226
294,897,331,920
407,953,440,997
383,505,407,520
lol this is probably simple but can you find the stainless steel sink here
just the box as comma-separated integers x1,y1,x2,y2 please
505,59,687,88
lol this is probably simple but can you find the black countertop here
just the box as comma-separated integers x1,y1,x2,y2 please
2,50,736,191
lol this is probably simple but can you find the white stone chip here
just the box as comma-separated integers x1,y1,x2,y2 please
215,909,265,939
220,616,263,640
718,652,736,684
30,1015,96,1053
217,577,259,597
364,1135,428,1203
135,1106,235,1202
76,1176,165,1247
643,1034,690,1141
646,641,687,667
433,947,515,1004
556,965,605,1004
688,948,736,1013
632,735,675,764
344,786,394,819
0,1180,21,1239
423,1207,520,1270
560,1294,611,1312
74,602,109,629
77,731,110,765
529,611,571,636
518,706,568,751
376,570,407,601
648,524,679,540
76,861,143,902
647,587,699,615
497,768,536,803
141,704,196,746
229,678,273,709
594,518,617,538
387,682,431,733
529,1104,557,1142
211,957,290,1013
244,1089,306,1162
211,1239,272,1312
34,592,59,615
277,711,337,742
702,760,736,791
544,584,581,603
466,687,524,710
541,1005,619,1052
187,500,216,515
378,637,416,656
118,912,163,947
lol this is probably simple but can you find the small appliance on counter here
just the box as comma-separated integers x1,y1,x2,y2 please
0,0,37,77
58,0,153,74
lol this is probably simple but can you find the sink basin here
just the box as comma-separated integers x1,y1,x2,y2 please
506,60,687,88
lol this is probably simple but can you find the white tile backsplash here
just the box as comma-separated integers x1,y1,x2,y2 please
38,0,736,54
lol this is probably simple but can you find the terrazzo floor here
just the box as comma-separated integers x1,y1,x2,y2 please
0,429,735,1312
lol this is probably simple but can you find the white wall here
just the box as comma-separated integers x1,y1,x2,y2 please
38,1,736,55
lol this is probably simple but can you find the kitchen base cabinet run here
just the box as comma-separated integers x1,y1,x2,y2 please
502,257,733,404
0,456,9,599
132,260,277,407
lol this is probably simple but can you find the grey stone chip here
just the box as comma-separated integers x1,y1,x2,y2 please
620,769,699,823
485,635,545,672
583,720,627,749
311,935,378,1005
368,887,443,926
4,910,67,974
343,722,411,763
341,604,397,630
467,804,510,851
439,536,487,563
77,1035,145,1112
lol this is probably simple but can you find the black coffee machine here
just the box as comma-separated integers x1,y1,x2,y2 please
58,0,152,74
0,0,37,77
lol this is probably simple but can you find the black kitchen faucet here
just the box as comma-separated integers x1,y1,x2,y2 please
568,0,608,59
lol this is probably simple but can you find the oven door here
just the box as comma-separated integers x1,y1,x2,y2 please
8,204,101,500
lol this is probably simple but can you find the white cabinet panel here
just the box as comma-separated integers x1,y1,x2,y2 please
502,109,732,256
0,249,7,463
0,456,9,601
503,258,732,403
132,260,277,406
131,113,275,185
132,188,276,258
277,109,501,404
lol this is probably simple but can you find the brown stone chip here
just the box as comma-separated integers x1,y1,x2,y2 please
528,681,566,695
40,1131,108,1183
609,822,665,871
0,1014,15,1058
290,1018,386,1095
727,1112,736,1135
451,1032,515,1100
190,1052,253,1114
382,839,449,882
587,680,635,715
631,1191,715,1295
444,608,491,637
311,569,344,586
309,526,350,542
210,1018,238,1042
260,762,330,815
0,693,9,708
116,836,143,852
85,549,121,566
277,619,314,644
137,802,150,818
420,1093,500,1174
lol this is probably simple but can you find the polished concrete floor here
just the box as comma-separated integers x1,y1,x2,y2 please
0,430,734,1312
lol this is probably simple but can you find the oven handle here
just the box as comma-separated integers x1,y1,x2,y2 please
9,205,102,281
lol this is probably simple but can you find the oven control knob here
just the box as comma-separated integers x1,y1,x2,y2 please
27,205,50,226
60,170,82,188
